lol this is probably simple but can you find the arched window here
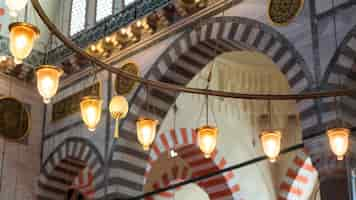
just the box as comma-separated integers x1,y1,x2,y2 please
124,0,136,6
70,0,87,36
96,0,113,22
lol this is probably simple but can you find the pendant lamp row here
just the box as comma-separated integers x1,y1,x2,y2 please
5,1,350,159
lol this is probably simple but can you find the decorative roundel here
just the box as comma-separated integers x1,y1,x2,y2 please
268,0,304,26
115,62,139,95
0,97,30,141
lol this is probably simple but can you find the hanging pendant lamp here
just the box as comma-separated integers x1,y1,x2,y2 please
136,86,159,151
35,65,63,104
137,117,158,151
197,125,218,158
109,96,129,139
80,96,103,132
9,22,40,61
261,130,282,163
327,128,350,161
196,67,218,159
260,101,282,163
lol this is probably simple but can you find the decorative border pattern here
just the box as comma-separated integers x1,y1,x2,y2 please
48,0,172,63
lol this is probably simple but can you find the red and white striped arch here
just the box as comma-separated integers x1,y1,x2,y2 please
148,164,191,199
145,128,242,200
71,167,95,198
278,150,318,200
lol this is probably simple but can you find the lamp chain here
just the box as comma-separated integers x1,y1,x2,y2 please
268,100,272,129
331,0,345,128
173,103,177,129
90,62,99,96
43,34,53,64
145,84,150,115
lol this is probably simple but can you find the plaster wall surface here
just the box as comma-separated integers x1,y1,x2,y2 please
0,75,44,200
42,71,111,164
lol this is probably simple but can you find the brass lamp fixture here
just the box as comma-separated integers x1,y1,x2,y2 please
80,96,103,132
197,125,218,158
35,65,63,104
326,97,350,161
327,128,350,161
5,0,29,17
326,2,350,161
137,117,159,151
260,101,282,163
109,96,129,139
197,70,218,159
9,22,40,62
136,86,159,151
260,130,282,163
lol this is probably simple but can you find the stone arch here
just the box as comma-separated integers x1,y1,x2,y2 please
71,166,96,197
144,128,241,200
109,16,318,199
278,150,318,200
321,25,356,126
149,164,190,199
38,137,105,200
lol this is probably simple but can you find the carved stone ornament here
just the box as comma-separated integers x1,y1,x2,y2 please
268,0,304,26
115,62,139,95
0,97,30,141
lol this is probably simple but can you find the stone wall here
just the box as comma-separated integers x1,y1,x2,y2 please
0,74,44,200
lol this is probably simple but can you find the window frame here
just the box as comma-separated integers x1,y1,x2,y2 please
69,0,89,36
95,0,115,23
123,0,136,7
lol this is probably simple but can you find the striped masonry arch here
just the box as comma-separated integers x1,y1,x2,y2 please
278,149,318,200
109,16,317,199
148,164,191,199
38,137,105,200
144,128,241,200
322,25,356,126
71,166,95,198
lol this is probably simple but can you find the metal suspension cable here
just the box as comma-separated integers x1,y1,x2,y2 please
30,0,356,100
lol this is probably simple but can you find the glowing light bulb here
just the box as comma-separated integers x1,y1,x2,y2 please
197,125,218,158
9,22,39,61
35,65,63,104
137,118,158,151
260,130,282,163
80,96,103,132
327,128,350,161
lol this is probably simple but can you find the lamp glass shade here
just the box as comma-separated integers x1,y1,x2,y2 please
109,96,129,119
6,0,29,17
35,65,63,104
197,125,218,158
327,128,350,160
136,118,158,151
9,22,39,61
80,96,103,132
260,130,282,163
